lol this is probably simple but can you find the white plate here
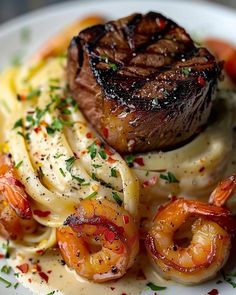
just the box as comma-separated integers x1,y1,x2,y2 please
0,0,236,294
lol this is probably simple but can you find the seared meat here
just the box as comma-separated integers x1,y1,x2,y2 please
67,12,221,153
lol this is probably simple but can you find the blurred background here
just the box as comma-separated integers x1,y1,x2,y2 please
0,0,236,24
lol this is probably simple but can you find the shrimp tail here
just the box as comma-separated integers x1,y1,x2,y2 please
209,174,236,207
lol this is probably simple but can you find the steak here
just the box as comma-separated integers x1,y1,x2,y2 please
67,12,221,154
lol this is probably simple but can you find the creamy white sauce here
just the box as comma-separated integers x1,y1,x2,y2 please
8,251,150,295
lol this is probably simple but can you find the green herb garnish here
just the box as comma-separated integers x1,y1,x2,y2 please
112,192,123,206
2,241,10,258
1,265,11,274
87,142,97,159
13,118,23,129
86,191,98,200
65,156,76,172
14,160,23,169
98,149,107,160
59,168,66,177
54,153,64,159
111,168,117,177
26,88,41,100
72,175,86,184
92,164,102,169
182,67,190,76
0,276,11,288
222,270,236,288
125,155,135,166
146,282,167,291
160,171,179,183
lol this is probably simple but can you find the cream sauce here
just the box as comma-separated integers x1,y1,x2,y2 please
8,251,152,295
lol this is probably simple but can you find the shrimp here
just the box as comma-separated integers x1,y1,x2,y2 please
209,174,236,207
145,198,236,284
0,154,35,240
57,199,139,282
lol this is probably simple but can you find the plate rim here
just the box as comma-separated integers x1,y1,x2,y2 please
0,0,236,38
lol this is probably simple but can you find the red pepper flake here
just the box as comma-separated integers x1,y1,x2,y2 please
35,264,42,272
39,271,49,283
102,127,109,138
0,253,4,259
33,210,51,217
95,139,101,146
104,229,115,243
47,270,52,274
158,18,165,29
33,126,41,133
123,215,130,224
208,289,218,295
36,249,45,255
199,166,205,172
16,263,29,274
142,176,157,188
107,157,116,164
105,147,114,156
197,76,206,86
134,157,145,166
121,293,127,295
86,132,92,139
28,278,32,283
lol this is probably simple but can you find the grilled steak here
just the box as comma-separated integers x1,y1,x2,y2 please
67,12,221,153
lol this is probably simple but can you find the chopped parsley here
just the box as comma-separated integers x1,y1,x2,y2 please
1,265,11,274
146,282,167,291
59,168,66,177
87,142,97,159
65,156,76,172
111,167,117,177
86,191,98,200
13,282,19,289
26,88,41,100
72,175,86,184
14,160,23,169
1,241,10,258
125,155,135,166
92,164,102,169
182,67,191,76
100,55,118,71
222,270,236,288
0,276,12,288
54,153,64,159
91,173,99,181
46,292,56,295
160,171,179,183
112,192,123,206
12,118,23,129
98,149,107,160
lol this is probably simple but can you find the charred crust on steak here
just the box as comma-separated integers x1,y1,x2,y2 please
67,12,221,153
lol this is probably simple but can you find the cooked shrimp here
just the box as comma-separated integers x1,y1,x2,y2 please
0,154,35,240
145,198,236,284
57,199,139,282
209,174,236,207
